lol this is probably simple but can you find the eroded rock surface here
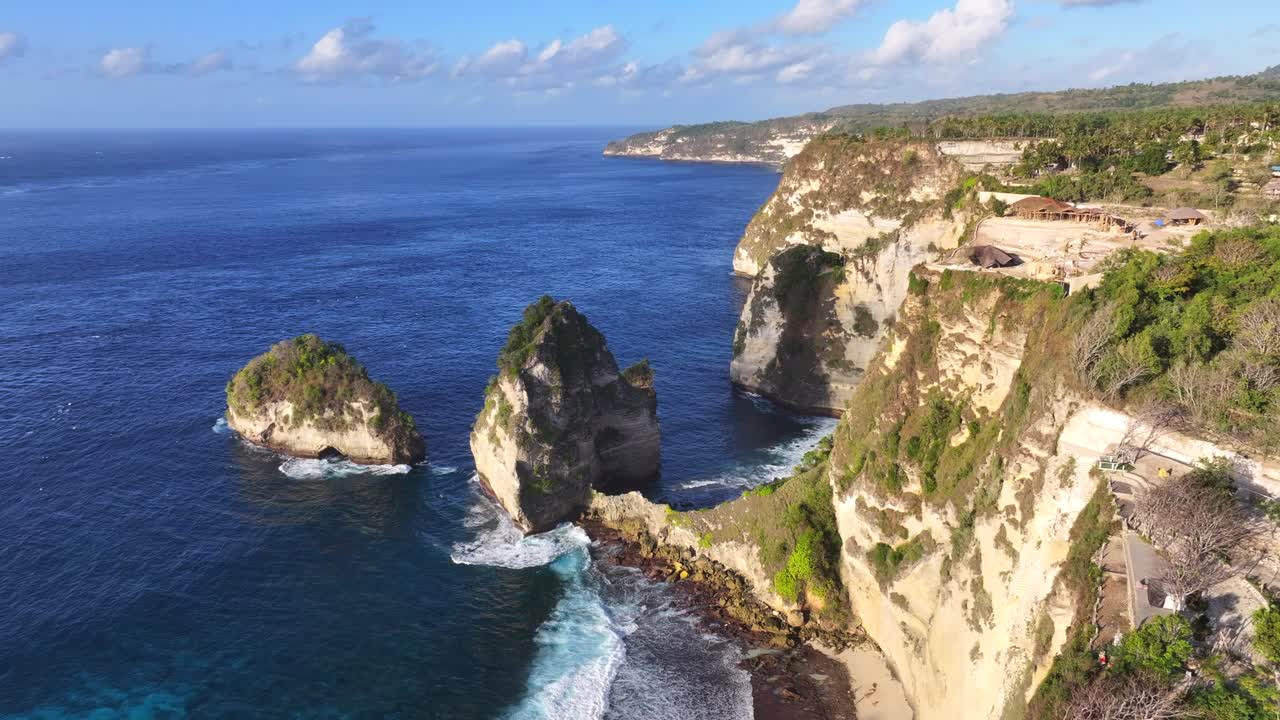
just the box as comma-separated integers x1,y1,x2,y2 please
225,334,425,465
471,296,660,533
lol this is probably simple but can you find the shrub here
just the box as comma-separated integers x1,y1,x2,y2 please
498,295,558,376
1110,614,1194,677
226,334,417,443
1253,604,1280,666
908,271,930,296
622,358,655,388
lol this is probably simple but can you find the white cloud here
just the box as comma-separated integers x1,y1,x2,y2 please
593,59,684,90
871,0,1013,65
773,0,865,35
0,32,26,65
100,47,149,78
681,30,816,84
778,61,816,84
1076,34,1204,85
295,19,436,81
454,39,527,77
534,25,625,71
182,50,233,76
97,46,236,78
455,25,626,84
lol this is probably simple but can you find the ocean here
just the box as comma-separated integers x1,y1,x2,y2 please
0,128,834,719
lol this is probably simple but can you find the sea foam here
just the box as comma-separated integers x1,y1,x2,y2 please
449,488,589,569
277,457,411,479
678,415,837,492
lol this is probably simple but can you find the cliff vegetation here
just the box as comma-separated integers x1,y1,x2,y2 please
471,296,660,533
226,333,419,447
1074,225,1280,450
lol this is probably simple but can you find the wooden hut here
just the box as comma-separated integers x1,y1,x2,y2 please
1166,207,1207,226
1008,196,1075,220
968,245,1017,269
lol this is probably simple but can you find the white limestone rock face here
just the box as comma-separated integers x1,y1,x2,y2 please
225,334,425,465
730,219,962,415
732,138,964,277
470,297,660,533
822,277,1122,720
603,120,834,166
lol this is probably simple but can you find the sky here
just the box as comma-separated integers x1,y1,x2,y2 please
0,0,1276,128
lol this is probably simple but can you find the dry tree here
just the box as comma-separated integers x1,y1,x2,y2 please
1060,672,1193,720
1135,471,1258,606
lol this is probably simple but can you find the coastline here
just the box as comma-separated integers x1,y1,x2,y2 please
602,149,784,170
583,518,864,719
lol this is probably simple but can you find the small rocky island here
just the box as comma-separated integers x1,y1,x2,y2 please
471,296,661,533
225,334,426,465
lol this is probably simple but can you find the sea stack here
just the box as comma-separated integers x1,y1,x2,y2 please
225,334,426,465
471,296,661,533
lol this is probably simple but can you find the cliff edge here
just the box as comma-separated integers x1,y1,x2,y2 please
470,296,661,533
730,137,972,414
225,334,425,465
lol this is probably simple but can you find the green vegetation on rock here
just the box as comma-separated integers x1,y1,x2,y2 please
497,294,558,377
226,333,418,444
674,434,848,623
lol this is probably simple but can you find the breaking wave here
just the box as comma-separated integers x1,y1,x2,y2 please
277,457,412,479
448,487,753,720
449,486,588,569
677,415,837,493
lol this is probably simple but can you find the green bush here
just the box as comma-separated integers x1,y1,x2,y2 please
1253,604,1280,666
622,358,655,388
1111,614,1194,677
498,295,558,376
907,271,930,296
866,533,934,584
1083,226,1280,446
226,334,417,443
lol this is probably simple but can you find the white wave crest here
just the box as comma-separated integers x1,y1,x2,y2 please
503,550,628,720
429,464,459,475
212,417,230,434
681,416,837,492
450,491,589,569
277,457,411,479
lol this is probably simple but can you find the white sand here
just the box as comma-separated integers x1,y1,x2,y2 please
817,643,914,719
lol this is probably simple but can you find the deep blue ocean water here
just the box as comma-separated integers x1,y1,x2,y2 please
0,129,834,719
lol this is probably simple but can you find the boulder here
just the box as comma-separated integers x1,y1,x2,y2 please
471,296,660,533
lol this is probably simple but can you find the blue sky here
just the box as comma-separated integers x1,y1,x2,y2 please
0,0,1276,128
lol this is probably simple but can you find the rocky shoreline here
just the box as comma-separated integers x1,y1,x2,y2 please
582,518,862,720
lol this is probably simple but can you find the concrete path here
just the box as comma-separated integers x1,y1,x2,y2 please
1123,530,1174,628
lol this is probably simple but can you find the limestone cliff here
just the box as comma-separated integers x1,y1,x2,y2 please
729,137,970,414
225,334,425,465
590,271,1122,720
603,116,836,166
823,270,1110,720
732,136,966,277
470,296,661,533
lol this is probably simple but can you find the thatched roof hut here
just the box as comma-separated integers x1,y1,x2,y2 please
968,245,1017,269
1166,207,1207,225
1008,196,1074,218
